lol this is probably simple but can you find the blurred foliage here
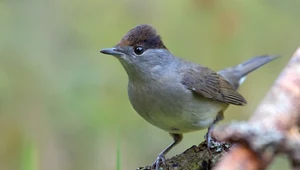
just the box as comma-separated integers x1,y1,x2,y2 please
0,0,299,170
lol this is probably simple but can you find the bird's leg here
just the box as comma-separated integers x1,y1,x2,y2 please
152,133,183,170
205,111,224,149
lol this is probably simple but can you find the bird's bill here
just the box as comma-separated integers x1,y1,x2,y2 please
100,48,124,56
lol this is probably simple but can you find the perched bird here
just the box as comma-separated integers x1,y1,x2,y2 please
100,24,278,169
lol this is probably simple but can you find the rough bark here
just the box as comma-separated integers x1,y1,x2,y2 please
137,141,231,170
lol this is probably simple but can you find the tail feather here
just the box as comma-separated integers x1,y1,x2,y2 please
218,55,279,89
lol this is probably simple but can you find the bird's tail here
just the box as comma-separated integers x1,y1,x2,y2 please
218,55,279,89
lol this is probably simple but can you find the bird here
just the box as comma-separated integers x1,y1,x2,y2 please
100,24,278,169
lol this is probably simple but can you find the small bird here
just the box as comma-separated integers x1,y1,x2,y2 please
100,24,278,169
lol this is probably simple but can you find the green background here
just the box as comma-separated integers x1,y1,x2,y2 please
0,0,299,169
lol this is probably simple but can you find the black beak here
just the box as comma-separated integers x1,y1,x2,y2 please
100,48,124,56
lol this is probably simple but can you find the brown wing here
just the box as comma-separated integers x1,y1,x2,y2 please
181,66,247,105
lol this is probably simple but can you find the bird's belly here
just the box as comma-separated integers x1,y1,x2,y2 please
129,85,228,133
146,100,226,133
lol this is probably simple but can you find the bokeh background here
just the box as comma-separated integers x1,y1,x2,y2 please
1,0,300,170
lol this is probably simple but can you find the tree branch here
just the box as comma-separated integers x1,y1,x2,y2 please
213,47,300,170
137,141,231,170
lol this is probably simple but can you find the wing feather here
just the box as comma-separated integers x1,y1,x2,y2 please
181,66,247,105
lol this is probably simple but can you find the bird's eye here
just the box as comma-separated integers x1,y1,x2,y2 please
134,46,144,55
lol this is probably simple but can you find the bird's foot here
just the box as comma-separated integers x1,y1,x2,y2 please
205,132,223,152
205,130,213,149
205,112,224,151
151,154,166,170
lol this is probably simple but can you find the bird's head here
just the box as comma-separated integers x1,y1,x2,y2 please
100,24,174,78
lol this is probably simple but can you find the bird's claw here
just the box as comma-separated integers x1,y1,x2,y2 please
151,154,166,170
205,132,222,152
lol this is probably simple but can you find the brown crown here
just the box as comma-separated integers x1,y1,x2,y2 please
117,24,167,49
